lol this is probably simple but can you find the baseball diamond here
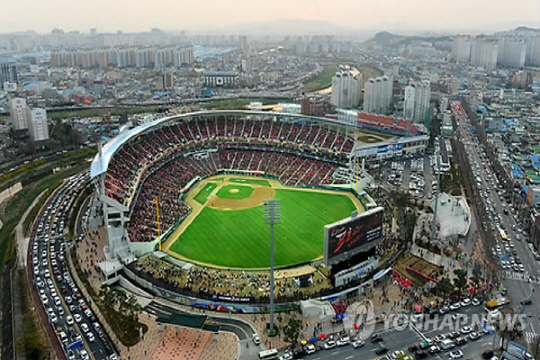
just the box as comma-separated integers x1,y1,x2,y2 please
164,175,364,269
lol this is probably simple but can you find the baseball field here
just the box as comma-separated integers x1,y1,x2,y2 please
165,176,363,269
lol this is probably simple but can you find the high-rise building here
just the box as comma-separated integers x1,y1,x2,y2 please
159,72,174,90
363,75,393,115
300,96,325,116
9,97,29,131
28,108,49,142
497,35,526,68
0,62,18,84
403,80,431,127
452,36,472,62
525,33,540,66
331,69,363,109
470,36,498,69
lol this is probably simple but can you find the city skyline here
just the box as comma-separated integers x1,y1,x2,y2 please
2,0,539,34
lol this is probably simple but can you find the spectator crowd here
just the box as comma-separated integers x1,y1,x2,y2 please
102,115,355,243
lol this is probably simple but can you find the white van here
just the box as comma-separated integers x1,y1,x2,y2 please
59,331,68,343
441,339,455,350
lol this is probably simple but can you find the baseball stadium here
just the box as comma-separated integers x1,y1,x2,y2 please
90,110,427,305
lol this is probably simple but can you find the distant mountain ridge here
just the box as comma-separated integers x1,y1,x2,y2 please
366,31,453,46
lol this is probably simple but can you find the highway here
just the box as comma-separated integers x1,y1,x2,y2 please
29,171,118,360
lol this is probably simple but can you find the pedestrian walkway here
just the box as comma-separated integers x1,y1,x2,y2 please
410,243,460,274
151,326,210,360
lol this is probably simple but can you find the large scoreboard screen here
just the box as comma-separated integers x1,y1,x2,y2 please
324,206,384,266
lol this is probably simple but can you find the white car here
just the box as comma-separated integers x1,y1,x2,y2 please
87,332,95,342
460,299,471,307
81,323,89,333
252,333,260,345
279,351,293,360
323,340,336,350
336,336,350,346
391,350,406,359
66,316,74,325
74,314,82,323
449,303,460,311
460,326,472,334
449,350,464,359
351,339,365,348
435,334,446,342
305,344,316,354
79,349,89,360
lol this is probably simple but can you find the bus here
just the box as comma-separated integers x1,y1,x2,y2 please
258,349,279,360
485,297,509,312
499,228,508,241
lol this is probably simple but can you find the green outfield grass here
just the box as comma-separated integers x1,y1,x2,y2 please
216,185,254,200
194,183,217,205
169,189,359,268
229,178,271,187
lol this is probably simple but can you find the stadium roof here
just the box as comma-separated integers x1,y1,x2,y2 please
90,110,359,179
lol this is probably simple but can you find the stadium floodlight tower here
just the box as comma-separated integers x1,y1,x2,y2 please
263,198,281,334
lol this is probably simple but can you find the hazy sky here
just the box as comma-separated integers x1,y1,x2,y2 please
3,0,539,33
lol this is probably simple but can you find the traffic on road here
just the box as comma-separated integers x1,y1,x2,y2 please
29,171,118,360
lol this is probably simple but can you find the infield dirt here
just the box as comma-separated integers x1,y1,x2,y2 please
207,185,274,210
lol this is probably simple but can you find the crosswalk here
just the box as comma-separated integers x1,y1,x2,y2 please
502,271,538,283
525,331,539,343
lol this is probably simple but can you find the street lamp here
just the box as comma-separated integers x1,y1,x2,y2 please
264,198,281,334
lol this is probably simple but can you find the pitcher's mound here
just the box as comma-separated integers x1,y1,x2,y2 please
230,189,239,194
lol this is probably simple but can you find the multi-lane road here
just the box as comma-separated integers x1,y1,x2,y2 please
454,102,540,345
281,303,496,360
29,171,118,360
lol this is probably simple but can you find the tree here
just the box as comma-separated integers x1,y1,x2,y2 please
471,267,483,289
283,317,302,349
433,277,454,298
453,269,468,295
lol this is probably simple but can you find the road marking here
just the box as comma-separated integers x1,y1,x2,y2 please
331,351,339,355
345,356,354,359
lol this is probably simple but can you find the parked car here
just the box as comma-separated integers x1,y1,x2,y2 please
351,339,365,348
323,340,336,350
